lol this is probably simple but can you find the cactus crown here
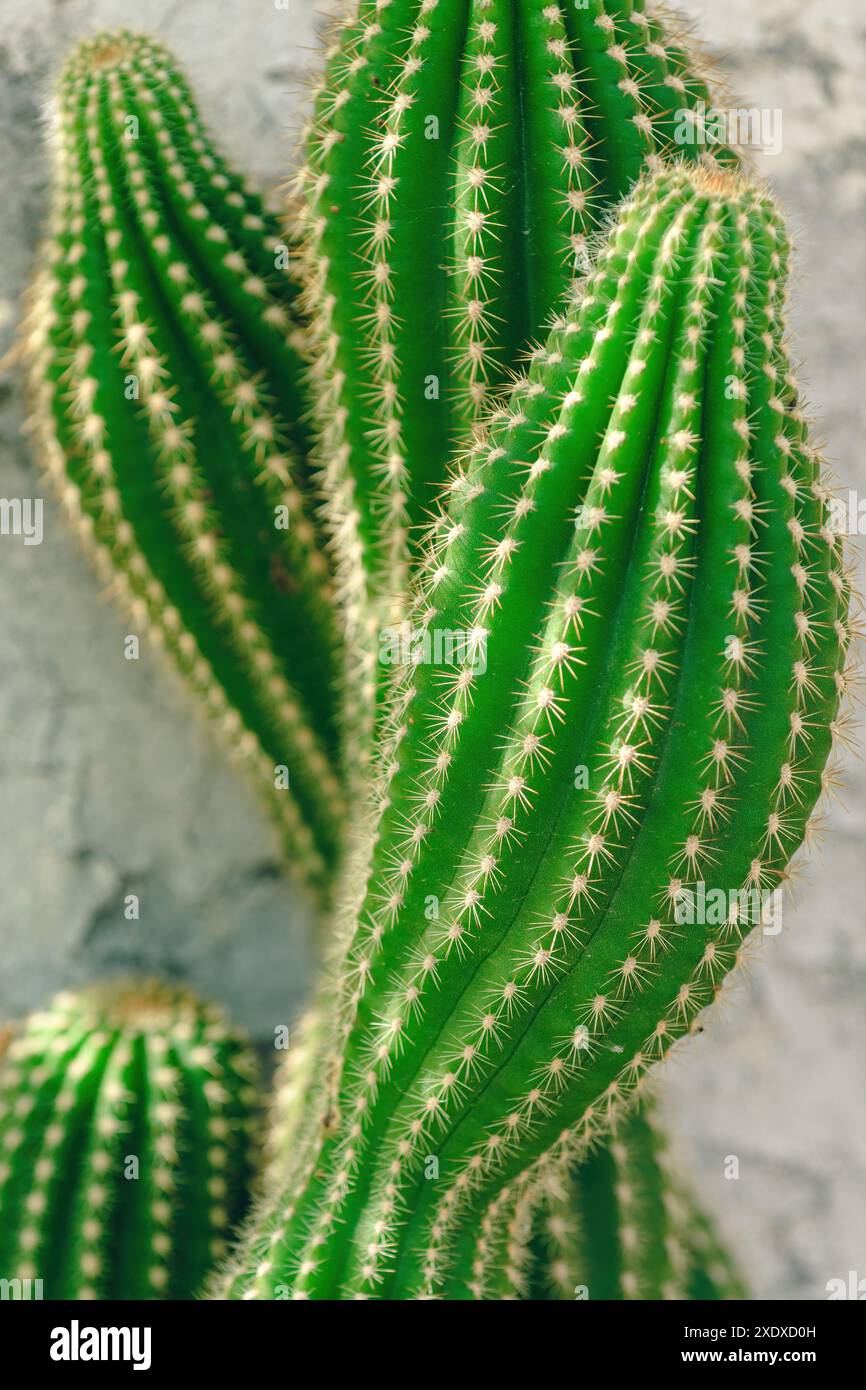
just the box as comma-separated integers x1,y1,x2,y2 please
0,979,260,1299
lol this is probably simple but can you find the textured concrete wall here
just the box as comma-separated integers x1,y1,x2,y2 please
0,0,863,1301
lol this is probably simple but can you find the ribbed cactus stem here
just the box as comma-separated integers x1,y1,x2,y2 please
0,980,259,1299
219,162,850,1301
24,32,345,898
297,0,738,766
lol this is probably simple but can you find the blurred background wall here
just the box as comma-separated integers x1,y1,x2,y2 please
0,0,862,1300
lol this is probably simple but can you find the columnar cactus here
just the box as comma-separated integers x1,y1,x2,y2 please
297,0,737,761
0,980,259,1300
528,1101,745,1301
218,162,851,1300
23,32,344,899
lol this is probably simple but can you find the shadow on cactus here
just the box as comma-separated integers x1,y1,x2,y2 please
218,161,852,1300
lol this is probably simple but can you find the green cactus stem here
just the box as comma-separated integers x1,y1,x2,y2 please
528,1100,746,1302
23,32,345,899
218,162,852,1301
0,980,260,1300
297,0,738,765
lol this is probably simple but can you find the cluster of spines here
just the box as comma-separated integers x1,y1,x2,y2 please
217,162,851,1301
295,0,739,776
0,980,259,1300
24,32,345,897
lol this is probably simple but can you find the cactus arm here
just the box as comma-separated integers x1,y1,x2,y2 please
24,34,344,897
616,3,735,168
389,195,847,1299
337,202,711,1299
561,1,656,203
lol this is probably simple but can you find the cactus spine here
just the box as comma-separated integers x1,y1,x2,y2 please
298,0,737,763
218,162,850,1300
527,1100,745,1302
0,980,259,1299
24,32,345,899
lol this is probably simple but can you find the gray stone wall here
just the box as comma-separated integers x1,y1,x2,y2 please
0,0,862,1300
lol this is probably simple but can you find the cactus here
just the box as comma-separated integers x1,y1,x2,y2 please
217,161,851,1300
527,1100,746,1302
0,979,260,1300
23,32,345,900
297,0,738,763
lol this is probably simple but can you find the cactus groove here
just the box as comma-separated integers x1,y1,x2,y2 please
0,980,259,1299
218,162,851,1300
24,32,345,898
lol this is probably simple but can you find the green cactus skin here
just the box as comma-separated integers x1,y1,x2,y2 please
297,0,738,765
527,1100,746,1302
0,980,259,1300
23,32,345,899
216,162,852,1302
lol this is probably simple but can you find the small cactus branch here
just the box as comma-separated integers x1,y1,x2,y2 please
219,163,850,1301
527,1099,746,1301
24,32,346,898
0,980,259,1300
